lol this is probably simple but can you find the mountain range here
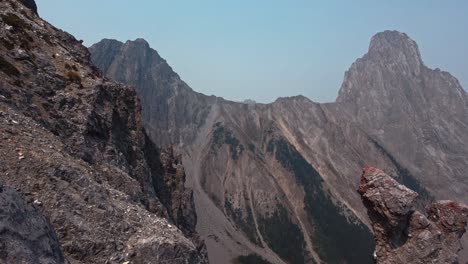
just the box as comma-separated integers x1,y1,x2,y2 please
89,29,468,263
1,0,467,263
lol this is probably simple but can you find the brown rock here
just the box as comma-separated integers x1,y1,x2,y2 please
358,166,468,264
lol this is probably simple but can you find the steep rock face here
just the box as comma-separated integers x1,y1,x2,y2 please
90,31,468,263
89,39,215,147
337,30,468,202
358,166,468,263
158,146,198,235
0,182,65,264
0,0,206,263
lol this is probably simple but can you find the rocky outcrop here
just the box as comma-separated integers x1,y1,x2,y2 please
358,166,468,263
0,0,206,263
158,147,198,235
0,182,65,264
19,0,38,15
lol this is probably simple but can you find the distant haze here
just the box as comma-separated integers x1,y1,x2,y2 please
37,0,468,103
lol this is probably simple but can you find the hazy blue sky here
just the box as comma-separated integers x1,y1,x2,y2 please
36,0,467,103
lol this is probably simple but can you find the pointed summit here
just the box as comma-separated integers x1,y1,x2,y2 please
89,39,123,74
129,38,151,48
367,30,423,72
369,31,420,55
337,31,428,104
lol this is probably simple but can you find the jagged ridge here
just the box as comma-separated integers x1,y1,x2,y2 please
89,20,468,264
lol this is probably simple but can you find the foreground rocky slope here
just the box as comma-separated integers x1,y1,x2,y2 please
0,183,65,264
358,166,468,264
0,0,206,263
91,30,468,263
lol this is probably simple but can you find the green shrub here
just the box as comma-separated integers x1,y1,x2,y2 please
268,138,375,264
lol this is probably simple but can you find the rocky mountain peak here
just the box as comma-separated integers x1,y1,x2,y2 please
132,38,150,46
336,30,426,104
90,38,164,76
96,38,123,46
336,30,467,120
122,38,152,53
368,30,422,68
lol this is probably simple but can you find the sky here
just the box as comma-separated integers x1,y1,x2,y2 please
36,0,468,103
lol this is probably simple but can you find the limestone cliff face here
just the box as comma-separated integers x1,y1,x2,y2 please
337,30,468,203
90,31,468,263
0,0,206,263
358,166,468,264
89,39,215,147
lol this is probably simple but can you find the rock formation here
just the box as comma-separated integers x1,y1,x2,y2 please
0,0,206,263
19,0,38,15
358,166,468,264
90,29,468,263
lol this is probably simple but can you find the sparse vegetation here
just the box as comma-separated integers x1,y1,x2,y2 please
247,143,255,152
1,13,30,32
1,12,34,49
212,123,244,160
233,254,272,264
268,138,375,264
39,33,54,46
66,71,81,84
0,56,20,76
257,205,305,264
224,194,260,245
